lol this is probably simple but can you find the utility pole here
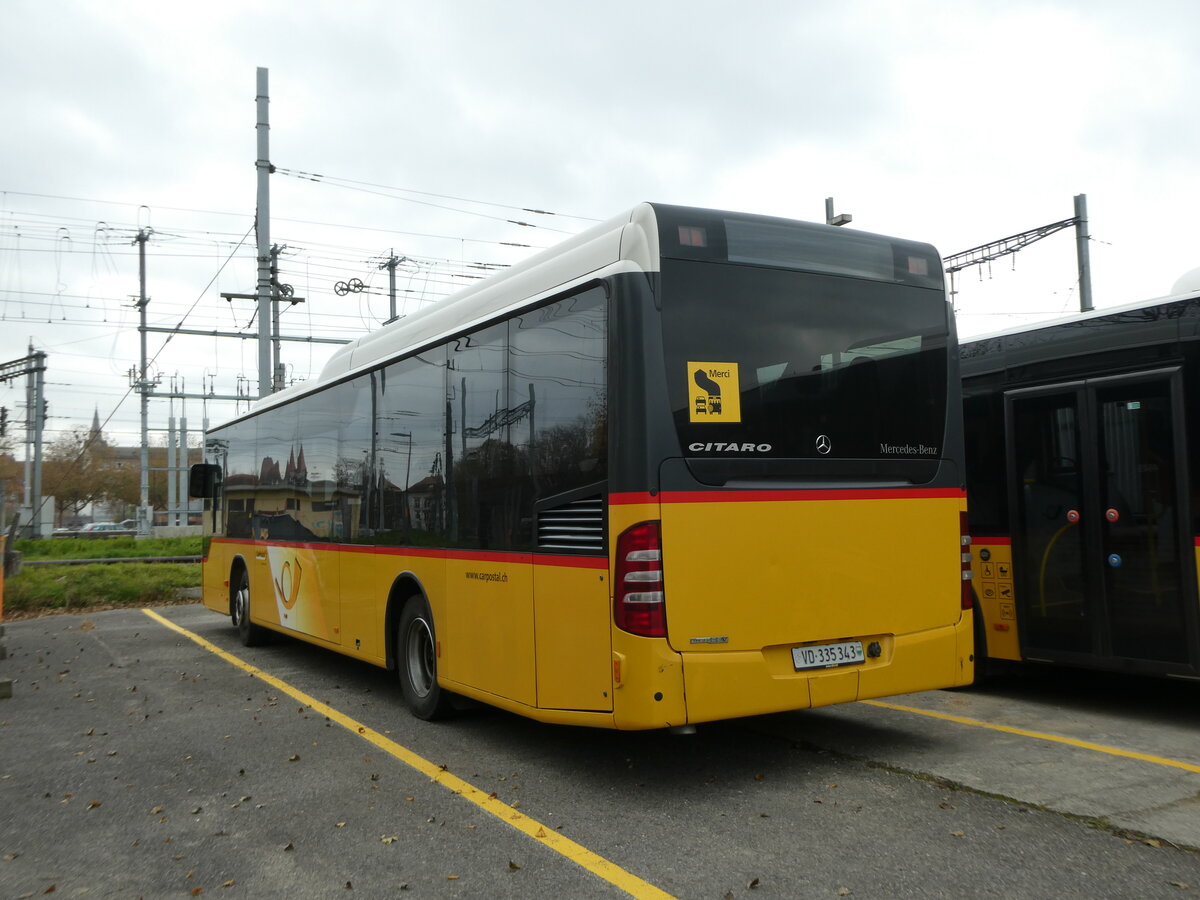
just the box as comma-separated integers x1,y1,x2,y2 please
1074,193,1093,312
380,250,405,324
942,193,1095,313
131,228,157,536
28,347,45,538
268,244,305,391
271,244,284,391
1,348,47,537
256,66,273,399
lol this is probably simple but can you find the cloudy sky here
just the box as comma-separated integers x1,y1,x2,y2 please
2,0,1198,451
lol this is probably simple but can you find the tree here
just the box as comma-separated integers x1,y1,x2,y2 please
42,427,125,525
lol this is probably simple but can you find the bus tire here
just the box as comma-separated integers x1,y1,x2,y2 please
397,594,451,720
232,567,267,647
970,599,990,685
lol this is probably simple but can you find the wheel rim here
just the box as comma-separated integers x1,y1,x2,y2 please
234,583,249,627
404,616,436,699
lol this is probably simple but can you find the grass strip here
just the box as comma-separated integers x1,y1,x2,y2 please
2,562,200,616
12,536,203,560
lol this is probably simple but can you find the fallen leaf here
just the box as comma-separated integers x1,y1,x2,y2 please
191,890,202,897
283,843,294,852
344,882,352,890
950,831,965,838
508,861,521,871
43,887,58,895
748,877,760,889
837,889,852,897
447,875,459,881
288,755,301,762
1143,838,1162,848
381,835,397,844
535,827,546,838
88,801,101,809
221,881,235,888
336,822,347,828
1169,883,1190,890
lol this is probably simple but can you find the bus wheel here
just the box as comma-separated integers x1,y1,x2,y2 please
397,595,450,720
232,568,266,647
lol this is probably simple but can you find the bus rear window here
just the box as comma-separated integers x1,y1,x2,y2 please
661,259,949,476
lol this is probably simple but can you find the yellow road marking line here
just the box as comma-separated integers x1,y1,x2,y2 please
862,699,1200,775
142,608,677,900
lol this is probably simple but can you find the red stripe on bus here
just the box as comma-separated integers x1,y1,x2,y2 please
973,536,1012,545
609,487,964,505
609,492,658,505
208,537,604,569
534,555,609,570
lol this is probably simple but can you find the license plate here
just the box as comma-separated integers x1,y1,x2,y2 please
791,640,865,671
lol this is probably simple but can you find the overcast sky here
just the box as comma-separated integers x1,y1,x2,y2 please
2,0,1198,450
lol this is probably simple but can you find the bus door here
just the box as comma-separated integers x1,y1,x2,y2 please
1006,369,1198,672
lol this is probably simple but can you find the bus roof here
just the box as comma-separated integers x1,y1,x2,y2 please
246,203,660,417
231,201,940,422
961,287,1200,347
960,288,1200,379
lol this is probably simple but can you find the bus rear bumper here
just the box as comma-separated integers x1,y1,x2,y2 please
679,619,972,725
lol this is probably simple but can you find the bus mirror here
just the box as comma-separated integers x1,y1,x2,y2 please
189,463,221,499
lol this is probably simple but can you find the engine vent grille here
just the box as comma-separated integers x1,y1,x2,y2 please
536,494,604,553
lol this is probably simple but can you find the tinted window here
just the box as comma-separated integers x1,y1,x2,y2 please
337,375,376,543
449,324,517,549
377,348,448,545
963,392,1008,535
299,384,349,541
661,260,948,469
251,406,308,541
510,289,608,504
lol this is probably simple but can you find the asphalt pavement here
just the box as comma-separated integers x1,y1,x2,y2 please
2,604,1199,899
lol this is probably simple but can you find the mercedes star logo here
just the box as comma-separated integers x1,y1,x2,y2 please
815,434,832,455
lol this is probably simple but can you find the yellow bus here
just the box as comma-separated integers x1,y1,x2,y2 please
191,203,974,730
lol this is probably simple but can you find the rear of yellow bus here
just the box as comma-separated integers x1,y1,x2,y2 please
607,206,973,729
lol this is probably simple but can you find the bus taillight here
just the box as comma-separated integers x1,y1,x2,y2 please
615,521,667,637
960,511,973,610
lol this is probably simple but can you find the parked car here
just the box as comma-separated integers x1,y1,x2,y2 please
119,519,137,530
80,522,126,533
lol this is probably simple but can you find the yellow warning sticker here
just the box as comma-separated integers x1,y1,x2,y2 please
688,361,741,423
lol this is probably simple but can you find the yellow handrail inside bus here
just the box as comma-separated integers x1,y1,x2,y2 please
1038,521,1076,616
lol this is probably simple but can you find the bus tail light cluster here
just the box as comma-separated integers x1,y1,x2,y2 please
960,511,974,610
614,521,667,637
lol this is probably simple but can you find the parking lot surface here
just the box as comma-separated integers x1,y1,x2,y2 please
2,604,1199,898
